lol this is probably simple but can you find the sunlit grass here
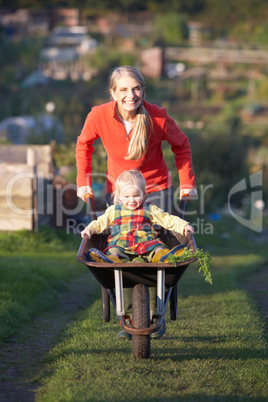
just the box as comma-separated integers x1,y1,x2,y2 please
0,226,81,254
34,247,268,402
0,227,82,344
1,226,267,401
35,294,267,401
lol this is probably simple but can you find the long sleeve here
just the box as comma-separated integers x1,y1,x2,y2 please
163,112,196,190
149,204,189,235
75,108,101,188
88,205,115,234
76,101,196,193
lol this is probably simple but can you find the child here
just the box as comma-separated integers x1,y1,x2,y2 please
81,170,194,340
81,170,194,264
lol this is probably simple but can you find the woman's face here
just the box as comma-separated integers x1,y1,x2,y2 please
110,76,144,120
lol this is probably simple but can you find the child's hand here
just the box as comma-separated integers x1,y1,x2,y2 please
81,226,92,238
184,224,194,234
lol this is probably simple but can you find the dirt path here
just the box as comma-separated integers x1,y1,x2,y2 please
0,271,98,402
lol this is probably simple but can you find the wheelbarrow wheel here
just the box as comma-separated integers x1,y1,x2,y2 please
170,285,178,321
132,284,150,359
101,287,110,322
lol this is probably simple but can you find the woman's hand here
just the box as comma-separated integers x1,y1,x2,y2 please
180,188,197,199
81,226,92,238
184,224,194,234
77,186,94,202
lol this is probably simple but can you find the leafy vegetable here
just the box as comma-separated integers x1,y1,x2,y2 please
168,248,213,284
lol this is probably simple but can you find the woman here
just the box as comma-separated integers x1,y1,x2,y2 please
76,66,197,212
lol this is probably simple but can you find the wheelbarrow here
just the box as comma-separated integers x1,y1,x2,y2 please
76,195,197,359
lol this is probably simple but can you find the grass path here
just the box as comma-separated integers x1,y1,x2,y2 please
25,256,268,401
0,227,268,401
0,257,267,401
0,271,99,402
242,265,268,327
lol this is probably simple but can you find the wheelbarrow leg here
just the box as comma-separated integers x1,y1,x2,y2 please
157,268,165,315
170,285,178,321
114,268,125,316
101,286,110,322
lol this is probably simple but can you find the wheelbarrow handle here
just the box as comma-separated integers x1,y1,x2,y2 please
85,192,97,221
178,194,189,219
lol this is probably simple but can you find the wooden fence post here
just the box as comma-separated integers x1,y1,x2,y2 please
27,147,38,232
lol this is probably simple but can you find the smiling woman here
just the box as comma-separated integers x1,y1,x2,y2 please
110,76,143,120
109,68,149,160
76,66,197,213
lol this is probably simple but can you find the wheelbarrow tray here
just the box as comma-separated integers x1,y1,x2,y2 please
76,227,197,289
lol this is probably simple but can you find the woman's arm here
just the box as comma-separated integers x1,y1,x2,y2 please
163,111,196,193
76,109,100,189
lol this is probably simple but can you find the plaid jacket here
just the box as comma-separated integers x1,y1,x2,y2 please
104,202,165,255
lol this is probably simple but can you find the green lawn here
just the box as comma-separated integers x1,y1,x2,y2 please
33,251,267,402
0,227,82,344
0,225,267,401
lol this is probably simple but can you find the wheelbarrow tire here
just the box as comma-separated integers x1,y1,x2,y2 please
101,286,110,322
132,284,150,359
170,285,178,321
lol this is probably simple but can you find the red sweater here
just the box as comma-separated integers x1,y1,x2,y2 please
76,101,196,194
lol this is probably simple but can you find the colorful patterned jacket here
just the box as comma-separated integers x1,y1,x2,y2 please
88,202,189,255
105,202,165,254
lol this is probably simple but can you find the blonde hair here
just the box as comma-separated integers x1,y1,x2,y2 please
109,66,153,160
113,170,146,204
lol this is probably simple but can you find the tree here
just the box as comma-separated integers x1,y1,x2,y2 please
152,13,189,45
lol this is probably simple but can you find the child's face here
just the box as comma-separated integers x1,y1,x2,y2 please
118,184,145,210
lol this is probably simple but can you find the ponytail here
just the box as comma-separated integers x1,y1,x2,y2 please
125,103,152,160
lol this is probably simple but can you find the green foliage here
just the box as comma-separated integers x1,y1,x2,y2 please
52,140,107,180
0,38,42,87
63,166,77,183
145,0,205,13
91,139,107,176
253,22,268,44
197,0,268,32
90,46,136,74
0,0,267,43
0,137,12,144
190,126,248,209
168,247,213,284
163,114,249,210
0,38,42,69
152,13,189,45
230,21,268,45
0,0,205,13
53,143,77,167
255,78,268,101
